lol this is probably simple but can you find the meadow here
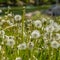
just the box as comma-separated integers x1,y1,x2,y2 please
0,6,60,60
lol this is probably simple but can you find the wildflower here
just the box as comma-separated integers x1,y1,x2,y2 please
25,19,32,27
15,57,22,60
27,42,34,49
14,15,22,21
8,13,13,17
6,39,15,48
33,20,42,28
55,25,60,32
0,30,5,38
17,42,27,50
6,20,13,26
31,30,40,39
4,35,9,40
56,33,60,40
0,30,5,35
51,40,60,49
49,20,54,24
45,25,55,32
52,23,60,32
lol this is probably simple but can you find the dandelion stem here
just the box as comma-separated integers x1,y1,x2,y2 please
22,7,25,41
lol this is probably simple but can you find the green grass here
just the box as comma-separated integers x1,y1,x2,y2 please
0,5,51,15
0,5,60,60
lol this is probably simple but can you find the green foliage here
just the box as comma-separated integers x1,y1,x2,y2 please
0,0,59,6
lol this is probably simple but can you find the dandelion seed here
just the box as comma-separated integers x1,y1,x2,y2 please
45,25,55,32
31,30,40,39
51,40,60,49
49,19,54,23
56,33,60,40
4,35,9,40
14,15,22,21
33,20,42,28
6,39,15,48
0,30,5,35
8,13,13,17
0,30,5,38
15,57,22,60
17,42,27,50
6,20,13,26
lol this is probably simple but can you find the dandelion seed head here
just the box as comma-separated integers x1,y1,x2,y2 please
14,15,22,21
17,42,27,50
34,20,42,28
8,13,13,17
0,30,5,38
31,30,40,39
6,39,15,48
15,57,22,60
51,40,60,49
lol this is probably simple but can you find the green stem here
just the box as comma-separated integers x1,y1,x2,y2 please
22,7,25,42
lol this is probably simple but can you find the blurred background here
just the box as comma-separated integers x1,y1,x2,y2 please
0,0,60,6
0,0,60,16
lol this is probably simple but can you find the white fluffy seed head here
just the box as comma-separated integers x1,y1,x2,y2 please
51,41,60,49
0,30,5,35
17,42,27,50
0,30,5,38
6,39,15,48
34,20,42,28
31,30,40,39
14,15,22,21
15,57,22,60
8,13,13,17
